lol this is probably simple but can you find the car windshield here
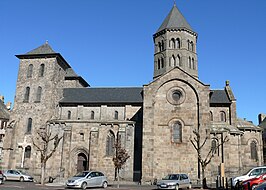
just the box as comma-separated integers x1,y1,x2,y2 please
243,169,253,175
163,174,179,180
74,171,90,177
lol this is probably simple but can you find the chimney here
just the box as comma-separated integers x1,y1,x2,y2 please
258,114,266,124
6,102,12,110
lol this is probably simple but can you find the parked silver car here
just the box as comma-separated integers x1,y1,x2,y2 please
157,173,192,190
0,170,3,184
66,171,108,189
3,169,34,182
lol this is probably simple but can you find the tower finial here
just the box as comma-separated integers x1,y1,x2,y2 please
45,40,48,44
174,0,176,6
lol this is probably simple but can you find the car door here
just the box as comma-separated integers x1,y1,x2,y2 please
7,170,16,180
180,174,190,188
93,172,102,187
86,172,97,187
13,170,21,181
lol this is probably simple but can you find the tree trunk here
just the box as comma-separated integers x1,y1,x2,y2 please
41,162,46,185
202,167,207,189
117,169,120,188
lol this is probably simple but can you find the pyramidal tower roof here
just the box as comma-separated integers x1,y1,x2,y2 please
26,41,56,55
157,4,193,33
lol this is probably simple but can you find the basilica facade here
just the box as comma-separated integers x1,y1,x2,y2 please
2,4,263,185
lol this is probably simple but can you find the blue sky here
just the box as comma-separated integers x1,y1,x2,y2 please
1,0,265,125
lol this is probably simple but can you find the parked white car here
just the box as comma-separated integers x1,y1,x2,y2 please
233,166,266,186
66,171,108,189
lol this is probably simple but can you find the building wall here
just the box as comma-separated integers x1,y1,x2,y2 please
142,67,211,183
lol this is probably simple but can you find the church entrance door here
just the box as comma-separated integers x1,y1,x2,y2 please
77,153,88,173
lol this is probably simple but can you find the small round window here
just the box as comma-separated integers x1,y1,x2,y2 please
172,90,182,102
167,87,185,105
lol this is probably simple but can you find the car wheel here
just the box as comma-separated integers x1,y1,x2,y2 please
3,176,6,181
0,179,3,184
19,177,24,182
252,184,258,190
81,182,87,190
102,181,108,188
187,183,192,189
175,184,179,190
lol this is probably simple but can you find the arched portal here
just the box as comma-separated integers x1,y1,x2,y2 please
77,153,88,173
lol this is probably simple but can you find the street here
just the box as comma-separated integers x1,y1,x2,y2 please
0,181,158,190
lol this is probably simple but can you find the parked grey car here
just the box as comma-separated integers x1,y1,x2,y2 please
157,173,192,190
66,171,108,189
3,169,34,182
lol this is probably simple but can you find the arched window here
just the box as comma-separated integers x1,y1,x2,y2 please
24,87,30,102
177,55,181,66
187,40,190,50
106,131,115,156
170,55,176,67
91,111,95,120
36,86,42,102
250,141,258,160
190,41,194,52
188,57,192,68
161,58,164,68
211,139,217,154
161,40,164,51
176,38,181,49
67,111,71,119
172,121,182,143
220,111,226,122
27,64,33,78
210,111,213,121
39,64,45,77
114,111,118,120
26,118,32,133
192,58,195,70
158,59,161,69
158,42,162,52
170,38,175,49
25,146,31,158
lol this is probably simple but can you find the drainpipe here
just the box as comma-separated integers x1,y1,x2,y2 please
197,102,200,180
88,130,92,170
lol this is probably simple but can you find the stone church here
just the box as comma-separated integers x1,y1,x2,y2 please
2,4,264,185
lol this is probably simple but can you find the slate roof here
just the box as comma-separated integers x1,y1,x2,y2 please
157,4,193,33
65,68,78,77
26,42,55,55
236,118,262,131
0,100,10,120
210,122,242,135
210,90,231,104
60,87,143,105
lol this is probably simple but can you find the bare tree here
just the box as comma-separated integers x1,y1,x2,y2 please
190,129,228,188
113,140,130,188
31,123,63,185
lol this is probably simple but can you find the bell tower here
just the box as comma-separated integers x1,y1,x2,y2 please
153,4,198,79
